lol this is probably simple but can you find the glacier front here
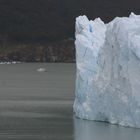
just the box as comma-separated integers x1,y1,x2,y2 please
74,13,140,128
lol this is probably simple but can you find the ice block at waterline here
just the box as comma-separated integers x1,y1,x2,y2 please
74,13,140,128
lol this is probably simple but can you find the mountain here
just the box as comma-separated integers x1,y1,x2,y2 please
0,0,140,43
0,0,140,62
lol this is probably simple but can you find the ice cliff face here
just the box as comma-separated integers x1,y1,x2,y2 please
74,13,140,128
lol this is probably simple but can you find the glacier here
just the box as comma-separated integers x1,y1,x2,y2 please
74,13,140,128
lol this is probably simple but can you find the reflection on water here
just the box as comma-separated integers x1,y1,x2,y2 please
74,116,140,140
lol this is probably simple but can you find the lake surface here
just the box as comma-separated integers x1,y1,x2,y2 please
0,63,140,140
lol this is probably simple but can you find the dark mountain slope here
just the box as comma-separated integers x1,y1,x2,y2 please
0,0,140,43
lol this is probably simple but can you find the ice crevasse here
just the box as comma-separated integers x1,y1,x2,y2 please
74,13,140,128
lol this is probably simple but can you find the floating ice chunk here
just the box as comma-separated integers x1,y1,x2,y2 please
74,13,140,128
37,68,46,72
0,61,20,64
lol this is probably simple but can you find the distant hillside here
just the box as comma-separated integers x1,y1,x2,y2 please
0,0,140,44
0,39,75,62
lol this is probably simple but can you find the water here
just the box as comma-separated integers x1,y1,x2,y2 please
0,63,140,140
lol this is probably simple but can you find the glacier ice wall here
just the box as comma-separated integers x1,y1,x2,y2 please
74,13,140,128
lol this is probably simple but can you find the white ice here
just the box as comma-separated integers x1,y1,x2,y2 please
74,13,140,128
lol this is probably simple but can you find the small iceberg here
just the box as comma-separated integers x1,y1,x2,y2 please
37,68,46,72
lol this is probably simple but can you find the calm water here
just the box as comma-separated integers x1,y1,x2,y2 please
0,63,140,140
